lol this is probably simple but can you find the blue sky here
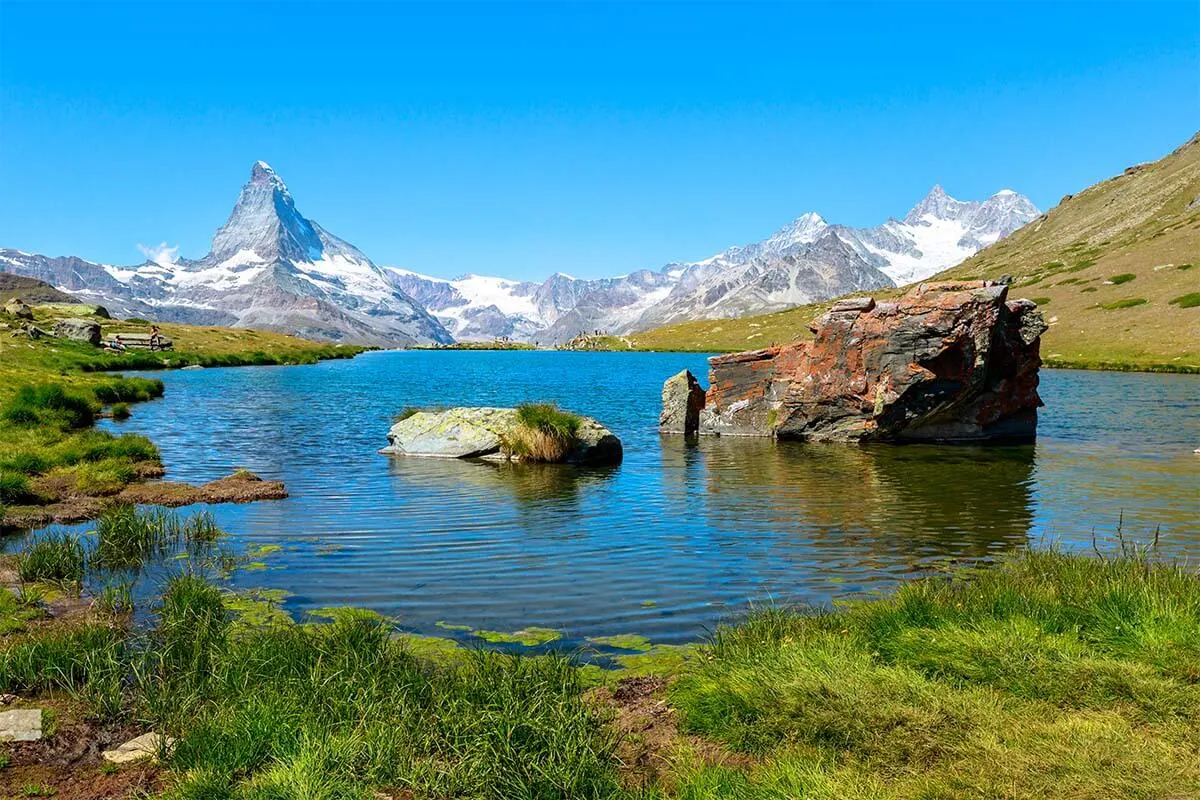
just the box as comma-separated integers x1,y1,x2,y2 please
1,1,1196,281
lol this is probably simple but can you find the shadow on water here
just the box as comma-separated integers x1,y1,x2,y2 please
661,435,1037,566
385,455,618,513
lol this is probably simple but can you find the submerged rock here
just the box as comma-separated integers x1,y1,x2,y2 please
661,281,1047,443
381,407,622,465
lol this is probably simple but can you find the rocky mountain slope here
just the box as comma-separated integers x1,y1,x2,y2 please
388,185,1036,343
632,133,1200,371
0,163,452,346
0,273,78,304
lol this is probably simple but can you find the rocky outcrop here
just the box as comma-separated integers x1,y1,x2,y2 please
661,281,1047,443
659,370,706,436
381,407,622,465
53,317,102,346
3,298,33,319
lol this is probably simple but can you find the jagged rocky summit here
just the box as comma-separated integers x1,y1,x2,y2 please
0,163,452,347
660,281,1047,443
381,407,622,465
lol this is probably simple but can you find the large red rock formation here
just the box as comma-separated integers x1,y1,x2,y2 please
661,281,1047,443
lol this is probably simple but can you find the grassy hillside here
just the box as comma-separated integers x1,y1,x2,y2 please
632,134,1200,371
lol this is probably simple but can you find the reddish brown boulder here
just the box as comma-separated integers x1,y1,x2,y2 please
662,281,1047,443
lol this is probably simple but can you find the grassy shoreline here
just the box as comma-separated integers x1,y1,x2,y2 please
0,530,1195,798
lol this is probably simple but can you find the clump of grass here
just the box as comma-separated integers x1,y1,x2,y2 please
503,403,583,462
183,511,223,544
1067,258,1097,272
91,377,164,404
1030,297,1051,305
0,624,125,717
1107,272,1137,285
96,582,134,616
1168,292,1200,309
16,532,86,586
1,452,49,475
393,406,421,423
2,383,96,429
110,402,131,420
91,505,178,569
1178,263,1193,271
0,471,35,505
1081,286,1098,293
1099,297,1149,310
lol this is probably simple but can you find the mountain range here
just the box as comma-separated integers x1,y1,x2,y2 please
0,163,1038,345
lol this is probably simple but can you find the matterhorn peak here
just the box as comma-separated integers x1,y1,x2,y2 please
207,160,323,264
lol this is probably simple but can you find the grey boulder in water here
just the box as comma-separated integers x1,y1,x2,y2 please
380,407,622,465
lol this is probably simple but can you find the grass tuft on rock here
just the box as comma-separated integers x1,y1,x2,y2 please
503,403,584,462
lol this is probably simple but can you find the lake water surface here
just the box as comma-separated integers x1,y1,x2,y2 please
43,352,1200,646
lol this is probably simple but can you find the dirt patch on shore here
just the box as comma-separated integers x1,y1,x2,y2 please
589,675,753,791
0,698,161,799
117,470,288,507
2,471,287,529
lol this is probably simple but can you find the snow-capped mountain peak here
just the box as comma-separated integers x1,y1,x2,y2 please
208,161,326,265
763,211,829,252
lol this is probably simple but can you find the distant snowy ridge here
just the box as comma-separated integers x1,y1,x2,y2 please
0,170,1036,345
384,185,1038,342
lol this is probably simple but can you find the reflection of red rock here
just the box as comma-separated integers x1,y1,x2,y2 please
668,281,1047,443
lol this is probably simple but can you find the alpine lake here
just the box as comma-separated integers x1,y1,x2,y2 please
15,350,1200,652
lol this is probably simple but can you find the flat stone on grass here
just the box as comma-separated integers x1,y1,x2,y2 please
102,731,173,763
0,708,42,741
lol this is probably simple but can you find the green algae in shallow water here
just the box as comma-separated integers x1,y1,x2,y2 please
306,606,389,625
393,633,466,664
640,600,657,608
241,561,269,571
246,543,283,558
224,588,294,630
613,644,701,676
587,634,653,652
435,621,473,632
473,626,562,646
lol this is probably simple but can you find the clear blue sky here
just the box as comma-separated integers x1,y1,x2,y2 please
1,1,1196,281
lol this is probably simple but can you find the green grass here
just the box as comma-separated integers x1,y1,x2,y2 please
137,577,620,799
516,402,583,439
109,402,131,420
2,526,1198,798
2,383,96,430
503,403,585,462
1099,297,1149,310
1108,272,1137,285
1169,292,1200,309
668,548,1200,799
1030,296,1051,305
90,505,221,570
15,531,86,586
